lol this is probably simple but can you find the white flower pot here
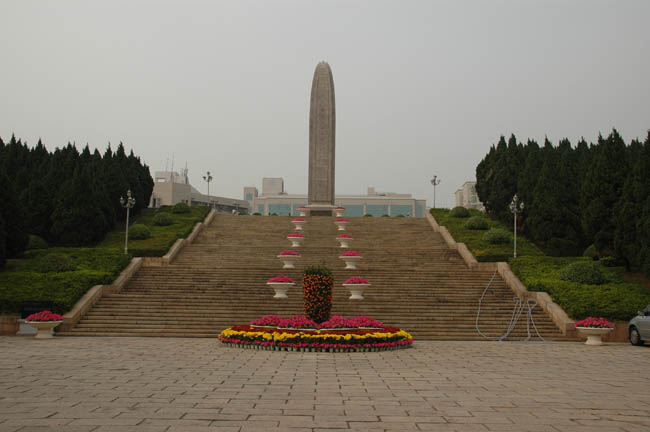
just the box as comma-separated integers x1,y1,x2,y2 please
298,209,307,217
336,237,352,248
340,255,362,269
343,283,370,300
267,282,294,298
576,327,612,346
277,255,300,269
27,321,62,339
335,210,345,217
335,222,348,231
292,221,306,230
287,236,304,247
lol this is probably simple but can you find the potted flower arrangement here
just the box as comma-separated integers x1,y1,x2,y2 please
287,232,305,247
574,317,614,345
267,276,295,299
302,265,333,323
339,250,363,269
25,310,65,339
334,206,346,217
297,206,308,217
291,217,306,230
334,218,349,231
343,277,371,300
336,233,353,248
277,250,300,269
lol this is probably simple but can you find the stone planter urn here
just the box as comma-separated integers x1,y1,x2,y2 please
291,218,306,231
27,321,62,339
334,218,349,231
336,234,353,248
343,283,370,300
340,253,362,269
0,314,20,336
297,206,308,217
334,207,346,217
287,234,304,247
576,327,612,346
277,251,300,269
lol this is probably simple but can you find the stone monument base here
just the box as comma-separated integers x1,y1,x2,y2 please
305,204,335,216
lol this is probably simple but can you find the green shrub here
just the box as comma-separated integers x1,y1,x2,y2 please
583,244,598,260
27,235,48,250
35,254,76,273
152,213,173,226
129,224,151,240
253,212,261,216
271,213,278,216
171,202,190,214
156,206,172,213
545,237,582,257
465,216,489,230
382,214,389,217
364,214,373,217
558,261,606,285
450,206,470,218
396,215,405,218
600,256,623,267
484,229,511,244
238,211,248,215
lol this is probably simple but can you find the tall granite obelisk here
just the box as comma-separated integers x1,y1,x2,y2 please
307,61,335,215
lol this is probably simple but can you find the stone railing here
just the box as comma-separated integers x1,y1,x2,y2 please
426,212,578,337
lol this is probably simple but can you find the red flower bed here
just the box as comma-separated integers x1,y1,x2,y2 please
574,317,614,328
344,277,370,284
278,250,300,256
25,311,65,322
287,233,305,238
335,218,349,222
340,251,362,257
267,276,295,284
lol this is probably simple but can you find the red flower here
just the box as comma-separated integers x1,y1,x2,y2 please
292,218,306,222
340,251,362,257
278,250,300,256
574,317,614,328
267,276,295,284
336,234,353,238
335,218,349,222
287,233,305,238
25,310,65,322
335,206,345,210
344,277,370,284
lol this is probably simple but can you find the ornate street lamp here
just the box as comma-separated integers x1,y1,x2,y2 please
509,193,524,258
203,171,213,207
430,175,441,209
120,189,136,254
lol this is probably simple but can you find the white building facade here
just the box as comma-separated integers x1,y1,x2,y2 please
454,181,483,210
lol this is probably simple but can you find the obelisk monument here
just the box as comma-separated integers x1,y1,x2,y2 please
307,61,335,215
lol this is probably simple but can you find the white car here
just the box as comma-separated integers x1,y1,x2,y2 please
629,305,650,346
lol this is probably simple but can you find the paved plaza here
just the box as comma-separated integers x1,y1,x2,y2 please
0,337,648,432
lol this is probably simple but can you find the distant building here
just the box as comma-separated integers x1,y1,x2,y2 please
454,181,483,210
150,170,249,213
244,178,426,217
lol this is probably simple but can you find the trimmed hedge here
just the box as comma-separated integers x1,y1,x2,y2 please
153,213,174,226
129,224,151,240
465,216,489,230
27,235,48,250
510,256,650,321
484,228,511,244
450,206,470,218
35,254,76,273
558,261,606,285
172,202,191,214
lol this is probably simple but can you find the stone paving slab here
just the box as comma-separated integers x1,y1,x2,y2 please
0,337,648,431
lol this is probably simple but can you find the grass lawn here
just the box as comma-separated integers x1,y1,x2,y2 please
430,208,543,261
0,205,211,315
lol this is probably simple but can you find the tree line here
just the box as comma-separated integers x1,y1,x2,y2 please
475,129,650,276
0,135,154,267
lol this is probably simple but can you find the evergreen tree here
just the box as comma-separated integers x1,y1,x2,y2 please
0,212,6,268
581,130,629,255
0,171,28,257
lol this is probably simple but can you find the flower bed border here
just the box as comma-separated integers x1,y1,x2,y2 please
219,325,413,352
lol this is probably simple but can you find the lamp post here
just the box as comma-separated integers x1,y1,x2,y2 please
202,171,213,207
430,175,441,209
509,193,524,258
120,189,136,254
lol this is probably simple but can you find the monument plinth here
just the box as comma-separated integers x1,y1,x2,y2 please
307,61,335,216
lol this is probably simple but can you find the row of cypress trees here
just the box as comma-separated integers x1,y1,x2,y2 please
0,135,154,267
475,129,650,276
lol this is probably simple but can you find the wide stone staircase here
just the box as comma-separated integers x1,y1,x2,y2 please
60,215,571,340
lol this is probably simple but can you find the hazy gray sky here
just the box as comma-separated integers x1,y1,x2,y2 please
2,1,649,208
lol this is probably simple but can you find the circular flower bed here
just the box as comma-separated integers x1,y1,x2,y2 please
219,325,412,352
